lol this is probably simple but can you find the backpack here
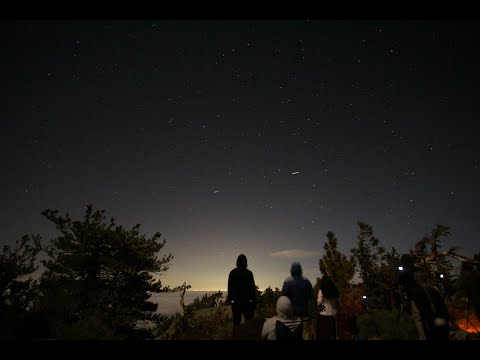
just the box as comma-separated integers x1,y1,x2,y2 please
275,320,303,340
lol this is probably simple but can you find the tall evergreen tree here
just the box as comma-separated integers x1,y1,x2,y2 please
319,231,356,296
350,221,387,309
377,246,402,309
38,205,173,339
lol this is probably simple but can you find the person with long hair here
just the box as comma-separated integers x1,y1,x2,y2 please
315,275,339,340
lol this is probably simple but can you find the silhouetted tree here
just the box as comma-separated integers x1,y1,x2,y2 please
169,282,191,317
378,246,402,309
409,224,456,293
1,235,41,312
260,286,282,317
351,221,387,309
38,205,173,339
186,290,223,312
319,231,356,296
263,286,274,309
0,235,42,339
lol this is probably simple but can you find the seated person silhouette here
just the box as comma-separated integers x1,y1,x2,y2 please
261,296,303,340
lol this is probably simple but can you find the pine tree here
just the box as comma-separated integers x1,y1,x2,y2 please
350,221,387,309
0,235,41,312
319,231,356,296
38,205,173,339
378,246,402,309
0,235,43,339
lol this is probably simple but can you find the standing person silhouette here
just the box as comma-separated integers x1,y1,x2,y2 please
282,262,314,339
316,275,340,340
227,254,257,336
397,254,440,340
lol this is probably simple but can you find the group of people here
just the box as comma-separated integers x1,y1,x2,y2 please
227,252,480,340
227,254,340,340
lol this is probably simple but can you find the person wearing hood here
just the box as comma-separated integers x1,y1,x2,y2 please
281,262,314,339
261,296,303,340
282,262,314,317
227,254,257,336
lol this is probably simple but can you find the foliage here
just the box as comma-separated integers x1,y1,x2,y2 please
340,283,365,316
185,291,223,313
183,305,232,339
319,231,356,296
0,235,41,312
154,314,187,340
260,286,282,318
167,282,191,316
351,221,392,309
410,224,456,294
155,291,231,340
376,247,403,309
0,235,43,339
38,204,173,339
357,308,418,340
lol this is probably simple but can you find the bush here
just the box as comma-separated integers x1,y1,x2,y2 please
357,308,418,340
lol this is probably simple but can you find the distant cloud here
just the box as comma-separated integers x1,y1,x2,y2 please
270,249,320,258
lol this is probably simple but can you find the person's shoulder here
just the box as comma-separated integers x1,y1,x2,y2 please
264,316,276,324
302,276,313,284
262,316,275,331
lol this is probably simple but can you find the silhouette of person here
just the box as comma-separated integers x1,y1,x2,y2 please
281,262,314,338
315,275,340,340
397,253,448,340
427,281,450,340
261,295,303,340
227,254,256,336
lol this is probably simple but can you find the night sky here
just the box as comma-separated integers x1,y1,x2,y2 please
2,20,479,291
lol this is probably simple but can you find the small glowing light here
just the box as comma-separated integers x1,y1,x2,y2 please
440,274,444,279
398,266,404,271
362,295,367,300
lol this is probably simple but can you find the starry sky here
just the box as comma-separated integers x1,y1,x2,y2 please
2,20,479,291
